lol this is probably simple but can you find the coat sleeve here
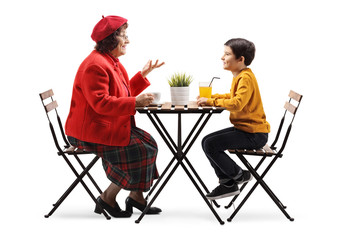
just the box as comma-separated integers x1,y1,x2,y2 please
117,62,150,96
81,64,136,116
129,71,151,96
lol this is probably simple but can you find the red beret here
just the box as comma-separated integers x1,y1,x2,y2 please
91,15,128,42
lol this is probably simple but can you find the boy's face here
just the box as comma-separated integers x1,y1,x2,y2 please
221,46,243,72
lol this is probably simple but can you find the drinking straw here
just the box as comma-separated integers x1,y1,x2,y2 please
209,77,220,87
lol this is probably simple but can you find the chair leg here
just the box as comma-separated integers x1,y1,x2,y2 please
244,157,288,210
225,155,267,209
73,154,103,194
227,154,294,222
45,156,111,220
224,182,249,209
227,180,257,222
50,155,105,208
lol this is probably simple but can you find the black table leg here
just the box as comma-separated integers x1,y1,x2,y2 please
136,111,224,224
146,112,220,207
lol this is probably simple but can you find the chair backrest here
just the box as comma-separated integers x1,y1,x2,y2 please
39,89,70,153
270,90,303,155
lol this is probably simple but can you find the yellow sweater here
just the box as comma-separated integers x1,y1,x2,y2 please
206,68,270,133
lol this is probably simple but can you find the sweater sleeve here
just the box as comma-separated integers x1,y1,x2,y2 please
81,64,136,116
206,77,253,112
211,93,231,99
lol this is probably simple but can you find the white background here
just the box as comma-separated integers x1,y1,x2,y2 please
1,0,359,239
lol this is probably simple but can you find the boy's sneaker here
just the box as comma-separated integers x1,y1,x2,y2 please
235,170,253,185
206,184,240,200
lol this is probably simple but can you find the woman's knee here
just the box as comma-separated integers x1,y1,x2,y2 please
151,143,158,157
149,136,158,153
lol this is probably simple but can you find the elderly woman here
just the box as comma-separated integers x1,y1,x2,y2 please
65,15,164,218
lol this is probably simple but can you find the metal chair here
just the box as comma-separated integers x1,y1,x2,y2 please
39,89,110,219
226,90,303,222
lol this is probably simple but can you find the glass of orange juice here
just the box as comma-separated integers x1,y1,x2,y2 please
199,82,212,98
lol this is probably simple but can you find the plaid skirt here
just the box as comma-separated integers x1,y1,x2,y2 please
67,126,158,192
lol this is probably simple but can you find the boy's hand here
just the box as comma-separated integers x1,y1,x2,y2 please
197,97,208,106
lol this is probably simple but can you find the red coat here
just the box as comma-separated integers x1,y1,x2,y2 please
65,50,150,146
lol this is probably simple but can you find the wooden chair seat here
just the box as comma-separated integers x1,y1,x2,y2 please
228,144,276,156
63,145,89,155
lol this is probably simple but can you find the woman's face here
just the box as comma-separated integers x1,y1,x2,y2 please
221,45,240,71
111,29,130,57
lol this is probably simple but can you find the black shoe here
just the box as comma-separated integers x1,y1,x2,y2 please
94,196,131,218
125,197,162,214
206,184,240,200
235,170,253,185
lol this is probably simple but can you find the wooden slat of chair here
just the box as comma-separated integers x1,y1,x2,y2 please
64,145,87,154
284,102,297,114
289,90,302,102
256,148,266,155
228,149,244,154
40,89,54,100
228,144,275,156
237,149,247,154
45,101,58,112
263,144,276,155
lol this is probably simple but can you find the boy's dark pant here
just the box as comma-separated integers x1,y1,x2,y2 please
202,127,268,183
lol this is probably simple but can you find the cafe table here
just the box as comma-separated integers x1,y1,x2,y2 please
135,101,225,224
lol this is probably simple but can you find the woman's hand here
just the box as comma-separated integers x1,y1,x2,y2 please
141,60,165,78
197,97,208,106
135,93,154,107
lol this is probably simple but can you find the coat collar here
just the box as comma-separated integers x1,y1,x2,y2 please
104,52,120,69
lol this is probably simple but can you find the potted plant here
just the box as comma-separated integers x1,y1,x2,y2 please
168,72,193,105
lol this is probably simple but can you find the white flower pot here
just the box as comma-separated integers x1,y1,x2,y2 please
170,87,189,105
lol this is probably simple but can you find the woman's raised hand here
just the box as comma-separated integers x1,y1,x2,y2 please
141,60,165,78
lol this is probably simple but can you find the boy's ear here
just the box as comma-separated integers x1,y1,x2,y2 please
238,56,245,63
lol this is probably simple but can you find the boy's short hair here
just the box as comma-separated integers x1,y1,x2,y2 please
224,38,256,66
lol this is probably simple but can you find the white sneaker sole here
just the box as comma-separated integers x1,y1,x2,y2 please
206,189,241,200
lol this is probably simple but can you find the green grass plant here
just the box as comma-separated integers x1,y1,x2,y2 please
167,72,193,87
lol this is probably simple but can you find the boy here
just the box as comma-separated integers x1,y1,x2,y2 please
197,38,270,200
